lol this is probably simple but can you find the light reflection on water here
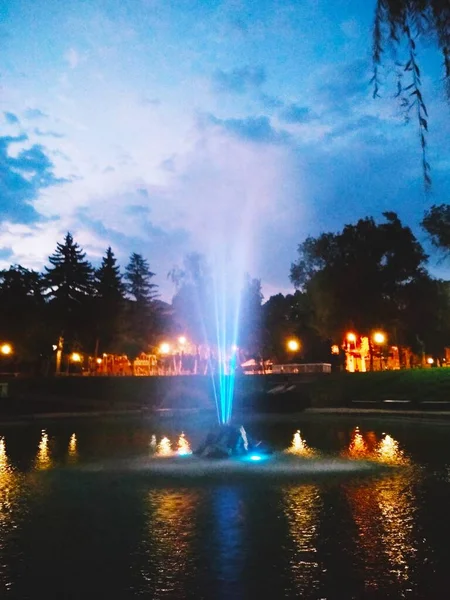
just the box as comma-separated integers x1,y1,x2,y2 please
282,483,322,597
345,468,421,595
140,488,199,599
68,433,77,462
35,430,52,470
0,420,446,598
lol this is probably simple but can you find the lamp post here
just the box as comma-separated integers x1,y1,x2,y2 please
286,339,300,365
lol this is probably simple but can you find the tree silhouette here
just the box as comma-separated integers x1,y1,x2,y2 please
45,232,94,350
94,247,126,353
123,253,159,356
125,253,158,303
290,212,428,346
372,1,450,187
422,204,450,251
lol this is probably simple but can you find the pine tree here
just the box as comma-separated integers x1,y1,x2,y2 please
123,253,159,356
95,247,125,301
94,247,125,353
45,232,94,304
45,232,94,350
124,253,158,303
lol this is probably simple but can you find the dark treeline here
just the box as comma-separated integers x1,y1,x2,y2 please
1,207,450,373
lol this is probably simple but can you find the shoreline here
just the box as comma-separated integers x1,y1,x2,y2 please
2,406,450,426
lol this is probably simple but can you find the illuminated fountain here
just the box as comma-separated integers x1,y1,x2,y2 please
286,430,315,457
156,437,172,457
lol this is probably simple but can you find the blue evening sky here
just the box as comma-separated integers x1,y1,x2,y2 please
1,0,449,299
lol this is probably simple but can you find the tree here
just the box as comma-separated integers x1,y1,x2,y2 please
45,232,94,349
0,265,49,368
125,253,158,303
123,253,159,356
422,204,450,251
93,247,126,353
372,1,450,186
290,212,428,346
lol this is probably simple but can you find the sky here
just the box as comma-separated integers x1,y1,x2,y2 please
1,0,450,300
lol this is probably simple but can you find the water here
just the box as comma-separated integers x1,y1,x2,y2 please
0,414,450,598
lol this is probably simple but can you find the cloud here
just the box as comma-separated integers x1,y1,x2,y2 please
205,114,290,144
34,128,65,139
0,135,65,224
24,108,48,120
212,65,266,94
4,112,19,125
279,103,313,124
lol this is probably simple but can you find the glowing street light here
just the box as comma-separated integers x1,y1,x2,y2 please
178,336,186,345
0,343,12,356
287,339,300,352
70,352,81,363
373,331,386,345
346,332,357,343
427,357,434,365
160,342,170,355
96,358,102,365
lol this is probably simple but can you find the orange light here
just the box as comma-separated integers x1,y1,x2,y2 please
287,339,300,352
96,358,102,365
331,344,340,355
427,357,434,365
160,343,170,355
70,352,81,362
0,343,12,355
346,332,356,343
373,332,386,345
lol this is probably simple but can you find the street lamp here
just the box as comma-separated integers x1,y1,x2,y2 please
287,339,300,352
373,331,386,345
160,342,170,355
346,332,357,343
178,336,186,345
70,352,81,363
0,343,12,356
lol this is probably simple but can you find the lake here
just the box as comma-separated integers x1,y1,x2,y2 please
0,413,449,599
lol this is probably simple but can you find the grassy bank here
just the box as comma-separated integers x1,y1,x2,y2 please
309,368,450,408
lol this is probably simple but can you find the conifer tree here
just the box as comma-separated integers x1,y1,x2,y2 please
45,232,94,350
94,247,125,353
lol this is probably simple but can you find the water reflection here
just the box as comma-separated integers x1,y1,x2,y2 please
141,488,199,598
35,430,52,470
68,433,77,462
346,468,420,593
0,437,15,513
283,484,322,596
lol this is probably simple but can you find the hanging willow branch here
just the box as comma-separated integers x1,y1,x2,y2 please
372,0,450,189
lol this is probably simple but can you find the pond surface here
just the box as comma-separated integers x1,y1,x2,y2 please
0,414,449,599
